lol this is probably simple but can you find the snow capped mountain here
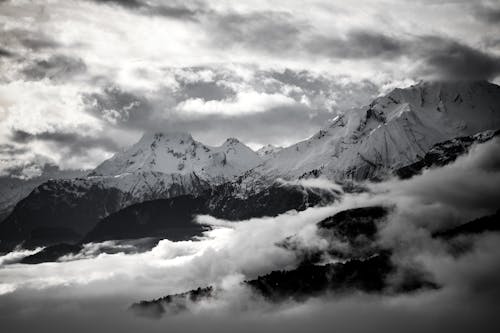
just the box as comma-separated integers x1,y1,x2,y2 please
2,80,499,251
0,132,263,249
244,80,500,183
256,144,283,160
82,131,263,204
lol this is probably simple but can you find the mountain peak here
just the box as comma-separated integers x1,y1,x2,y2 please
223,137,241,146
91,130,262,181
257,144,283,159
251,79,500,181
139,131,194,145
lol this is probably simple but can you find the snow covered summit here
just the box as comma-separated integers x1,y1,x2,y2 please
247,80,500,182
257,144,283,160
92,131,262,181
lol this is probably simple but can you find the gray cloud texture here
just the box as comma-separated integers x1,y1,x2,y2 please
0,0,499,171
10,129,120,156
90,0,205,20
21,55,87,81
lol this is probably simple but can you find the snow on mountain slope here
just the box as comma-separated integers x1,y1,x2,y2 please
56,133,260,206
39,131,264,215
257,144,283,160
245,80,500,183
92,132,262,181
0,134,263,249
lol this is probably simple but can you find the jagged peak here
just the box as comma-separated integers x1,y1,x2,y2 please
138,131,194,145
258,144,282,154
389,80,496,99
223,137,242,146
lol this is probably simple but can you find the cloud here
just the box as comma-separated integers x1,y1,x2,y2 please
82,85,155,127
276,178,344,193
206,11,306,54
79,67,378,148
306,31,500,81
307,30,404,59
0,47,14,58
0,29,60,52
21,55,87,82
10,129,120,155
92,0,142,8
414,36,500,81
90,0,204,20
177,91,297,115
0,0,499,171
179,81,236,101
474,3,500,24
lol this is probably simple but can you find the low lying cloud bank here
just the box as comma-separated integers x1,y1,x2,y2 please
0,139,499,332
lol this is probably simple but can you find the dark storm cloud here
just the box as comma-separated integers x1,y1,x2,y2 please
0,144,28,156
208,11,306,53
474,3,500,24
10,130,120,155
305,31,500,81
0,29,60,51
20,36,60,51
307,30,404,59
180,81,236,101
205,12,402,59
91,0,142,8
21,55,86,81
199,6,499,81
89,0,204,20
414,36,500,81
0,47,14,58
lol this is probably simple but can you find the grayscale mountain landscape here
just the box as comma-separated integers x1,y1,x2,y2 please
0,1,499,332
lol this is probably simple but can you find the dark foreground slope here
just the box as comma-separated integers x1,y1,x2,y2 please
84,184,338,243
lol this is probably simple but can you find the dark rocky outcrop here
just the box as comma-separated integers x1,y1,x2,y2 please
433,210,500,239
20,243,83,264
83,184,338,244
395,130,499,179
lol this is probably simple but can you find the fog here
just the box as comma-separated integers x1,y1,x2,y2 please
0,138,499,332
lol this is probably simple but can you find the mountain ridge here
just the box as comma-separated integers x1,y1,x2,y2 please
1,80,499,251
241,80,500,184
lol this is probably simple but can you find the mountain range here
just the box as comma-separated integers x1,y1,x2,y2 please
1,80,499,253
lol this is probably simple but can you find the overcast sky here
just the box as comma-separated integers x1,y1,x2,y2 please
0,0,499,174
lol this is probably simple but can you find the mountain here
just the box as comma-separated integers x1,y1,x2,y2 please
0,164,86,222
243,81,500,184
395,129,499,179
83,183,338,244
91,132,262,181
256,144,283,160
0,133,262,250
2,80,499,251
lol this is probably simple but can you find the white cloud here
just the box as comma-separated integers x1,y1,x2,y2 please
176,91,298,115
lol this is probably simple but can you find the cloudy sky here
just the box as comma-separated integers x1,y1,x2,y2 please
1,0,499,174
